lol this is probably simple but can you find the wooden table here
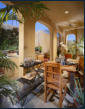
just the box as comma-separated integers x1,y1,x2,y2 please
61,65,77,92
20,61,43,75
61,65,76,72
21,74,36,81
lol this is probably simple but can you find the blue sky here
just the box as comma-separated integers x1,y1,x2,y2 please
67,34,76,41
0,2,75,40
0,2,5,8
35,22,49,32
0,2,49,32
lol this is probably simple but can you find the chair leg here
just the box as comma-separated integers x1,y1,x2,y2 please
64,86,67,97
44,86,47,102
59,89,62,108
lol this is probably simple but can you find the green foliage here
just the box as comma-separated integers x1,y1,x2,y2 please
0,27,19,50
0,4,21,24
0,75,17,96
0,75,17,104
0,51,17,72
0,51,18,104
67,79,84,106
67,40,76,58
35,46,42,52
0,1,49,24
39,46,42,52
77,35,84,55
67,35,84,57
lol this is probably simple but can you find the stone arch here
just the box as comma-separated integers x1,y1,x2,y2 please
35,21,50,55
66,32,77,58
36,18,57,60
65,29,77,44
37,20,51,31
66,34,76,45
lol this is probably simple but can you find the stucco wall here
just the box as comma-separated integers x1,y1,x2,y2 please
35,31,50,54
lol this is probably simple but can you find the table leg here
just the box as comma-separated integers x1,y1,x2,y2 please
70,72,75,93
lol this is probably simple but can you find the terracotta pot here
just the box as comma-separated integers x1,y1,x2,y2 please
0,68,5,75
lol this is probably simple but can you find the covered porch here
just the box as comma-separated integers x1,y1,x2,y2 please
16,1,84,77
0,1,84,108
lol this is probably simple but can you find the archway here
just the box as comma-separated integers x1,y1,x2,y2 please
66,34,76,58
35,21,50,61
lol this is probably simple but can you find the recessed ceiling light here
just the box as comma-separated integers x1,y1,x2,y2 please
65,10,69,14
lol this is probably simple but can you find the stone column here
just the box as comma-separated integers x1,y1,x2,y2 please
53,29,57,61
50,30,53,61
24,18,35,59
19,22,24,77
19,16,35,77
50,29,57,61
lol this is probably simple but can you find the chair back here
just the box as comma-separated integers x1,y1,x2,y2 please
45,62,61,89
79,56,84,72
65,54,72,60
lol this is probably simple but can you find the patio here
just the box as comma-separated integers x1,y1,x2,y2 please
0,1,84,108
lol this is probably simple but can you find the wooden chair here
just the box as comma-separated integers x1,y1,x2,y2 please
78,56,84,87
79,56,84,72
65,53,72,60
44,62,68,107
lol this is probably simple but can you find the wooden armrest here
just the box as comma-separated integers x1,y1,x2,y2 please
61,65,76,72
78,71,84,76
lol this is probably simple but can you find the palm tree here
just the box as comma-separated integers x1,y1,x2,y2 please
0,1,49,24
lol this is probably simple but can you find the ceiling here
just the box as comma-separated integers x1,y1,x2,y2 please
42,1,84,31
3,1,84,31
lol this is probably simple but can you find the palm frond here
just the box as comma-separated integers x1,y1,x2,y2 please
0,1,49,24
0,51,17,72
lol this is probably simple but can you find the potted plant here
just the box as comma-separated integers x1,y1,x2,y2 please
39,46,42,53
67,78,84,108
35,46,42,53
